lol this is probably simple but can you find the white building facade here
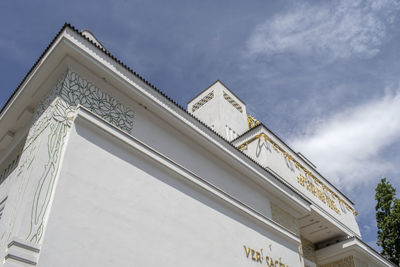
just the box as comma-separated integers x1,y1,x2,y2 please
0,24,395,266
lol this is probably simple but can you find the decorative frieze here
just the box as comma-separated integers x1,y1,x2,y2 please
296,174,341,214
237,133,356,216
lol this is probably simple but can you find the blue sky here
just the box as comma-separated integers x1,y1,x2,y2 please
1,0,400,251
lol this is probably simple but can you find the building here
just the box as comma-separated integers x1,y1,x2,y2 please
0,23,395,266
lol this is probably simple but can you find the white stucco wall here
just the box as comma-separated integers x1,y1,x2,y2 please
38,119,301,267
188,82,249,141
132,95,273,221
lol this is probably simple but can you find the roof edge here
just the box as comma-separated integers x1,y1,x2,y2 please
0,23,71,116
187,79,246,106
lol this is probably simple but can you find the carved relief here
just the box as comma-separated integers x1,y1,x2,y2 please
2,69,135,246
27,70,135,243
60,71,134,133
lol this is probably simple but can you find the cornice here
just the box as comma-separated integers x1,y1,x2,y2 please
315,236,396,267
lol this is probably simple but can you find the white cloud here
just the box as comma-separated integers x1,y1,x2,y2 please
290,88,400,189
247,0,399,61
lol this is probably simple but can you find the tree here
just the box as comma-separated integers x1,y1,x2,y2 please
375,178,400,265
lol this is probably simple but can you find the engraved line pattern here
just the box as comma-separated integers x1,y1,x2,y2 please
23,69,135,244
192,91,214,112
60,71,134,133
223,92,242,113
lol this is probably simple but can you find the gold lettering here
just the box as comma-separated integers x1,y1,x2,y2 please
256,251,262,263
279,257,284,267
296,174,341,214
266,257,274,267
244,245,250,258
255,251,262,263
245,246,287,266
251,249,256,261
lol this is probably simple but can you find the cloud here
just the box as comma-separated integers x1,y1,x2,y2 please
289,87,400,189
247,0,399,61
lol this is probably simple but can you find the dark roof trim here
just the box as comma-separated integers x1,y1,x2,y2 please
1,23,312,212
187,79,246,106
81,29,106,50
231,122,355,205
187,80,219,104
0,23,70,115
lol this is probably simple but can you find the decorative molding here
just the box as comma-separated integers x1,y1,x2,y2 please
192,91,214,112
223,91,242,113
4,254,37,266
60,71,134,133
7,240,40,253
247,114,259,129
1,69,135,247
26,69,135,243
237,133,357,216
4,240,40,266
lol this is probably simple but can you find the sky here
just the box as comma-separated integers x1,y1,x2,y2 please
1,0,400,252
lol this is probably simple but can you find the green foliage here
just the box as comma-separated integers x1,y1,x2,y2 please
375,178,400,265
